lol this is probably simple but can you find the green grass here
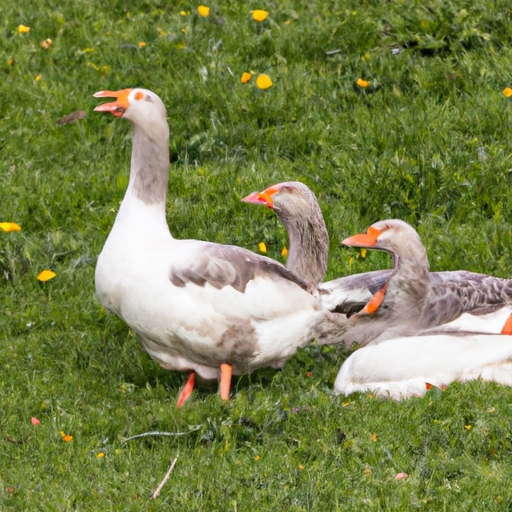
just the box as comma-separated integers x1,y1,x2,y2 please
2,0,512,509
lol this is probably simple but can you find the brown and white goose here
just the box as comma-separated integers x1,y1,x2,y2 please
93,88,349,407
243,185,512,346
341,219,512,344
242,182,391,315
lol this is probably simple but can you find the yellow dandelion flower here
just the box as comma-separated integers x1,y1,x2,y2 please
465,425,472,430
252,10,268,22
357,78,370,88
197,5,210,17
175,43,185,49
138,41,146,48
298,464,305,470
97,452,105,458
241,72,251,84
281,247,288,257
8,58,14,66
180,10,187,16
254,455,260,460
371,433,377,442
342,401,351,407
503,87,512,98
40,38,52,49
258,242,267,253
361,249,367,258
17,24,30,34
37,270,56,282
256,74,273,90
59,430,66,437
35,75,41,81
0,222,21,232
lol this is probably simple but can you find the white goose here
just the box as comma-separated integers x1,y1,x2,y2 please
93,88,348,406
243,185,512,345
334,333,512,399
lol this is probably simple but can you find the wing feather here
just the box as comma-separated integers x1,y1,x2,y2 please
170,243,309,293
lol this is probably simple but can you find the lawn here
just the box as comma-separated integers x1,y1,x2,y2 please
2,0,512,509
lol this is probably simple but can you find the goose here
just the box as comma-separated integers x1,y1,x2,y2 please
242,182,392,315
342,219,512,344
93,88,349,407
243,185,512,345
334,333,512,400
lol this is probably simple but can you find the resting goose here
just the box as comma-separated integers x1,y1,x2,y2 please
342,219,512,344
334,333,512,400
243,185,512,345
93,88,348,407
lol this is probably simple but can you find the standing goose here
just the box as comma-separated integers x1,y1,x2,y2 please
243,185,512,346
334,333,512,400
93,88,349,407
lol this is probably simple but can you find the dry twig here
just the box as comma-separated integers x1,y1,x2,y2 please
121,425,201,443
151,457,178,500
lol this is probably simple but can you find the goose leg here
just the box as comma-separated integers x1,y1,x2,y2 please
220,363,232,400
176,371,196,408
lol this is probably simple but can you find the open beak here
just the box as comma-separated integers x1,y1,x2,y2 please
342,226,382,247
93,88,132,117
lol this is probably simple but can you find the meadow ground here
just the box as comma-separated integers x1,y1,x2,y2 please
2,0,512,509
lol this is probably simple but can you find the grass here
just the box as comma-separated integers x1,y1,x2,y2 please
2,0,512,509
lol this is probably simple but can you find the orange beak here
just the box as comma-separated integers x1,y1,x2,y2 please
241,191,267,206
342,226,382,247
93,88,133,117
257,184,280,208
242,184,280,208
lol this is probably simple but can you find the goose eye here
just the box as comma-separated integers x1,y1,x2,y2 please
134,91,144,100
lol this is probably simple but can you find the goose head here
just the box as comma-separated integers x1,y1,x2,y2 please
94,88,168,132
342,219,427,270
242,182,320,221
